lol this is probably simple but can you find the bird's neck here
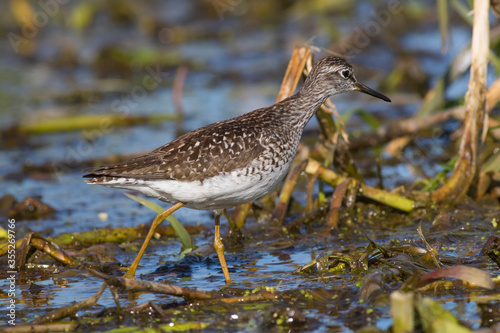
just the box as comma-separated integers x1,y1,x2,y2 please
275,88,330,129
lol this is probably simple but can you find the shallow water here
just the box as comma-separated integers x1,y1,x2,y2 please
1,0,498,331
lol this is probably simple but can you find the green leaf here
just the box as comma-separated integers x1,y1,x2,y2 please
0,226,7,239
416,77,446,118
19,113,178,134
70,2,97,31
416,297,474,333
420,156,458,192
341,108,381,130
124,193,194,251
450,0,473,25
124,192,164,214
104,322,210,332
482,151,500,173
488,51,500,73
178,248,193,261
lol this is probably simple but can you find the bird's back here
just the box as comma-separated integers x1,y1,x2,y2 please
82,96,305,210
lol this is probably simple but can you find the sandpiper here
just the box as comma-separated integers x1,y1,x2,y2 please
83,56,390,284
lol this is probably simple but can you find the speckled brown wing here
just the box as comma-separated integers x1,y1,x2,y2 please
82,110,269,182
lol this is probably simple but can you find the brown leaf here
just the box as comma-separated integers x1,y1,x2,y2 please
417,265,494,289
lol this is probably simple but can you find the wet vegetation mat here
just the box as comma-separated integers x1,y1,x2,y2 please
2,198,499,332
1,0,500,332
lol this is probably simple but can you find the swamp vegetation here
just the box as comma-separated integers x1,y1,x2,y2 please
0,0,499,332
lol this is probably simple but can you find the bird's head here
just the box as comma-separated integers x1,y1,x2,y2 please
302,56,391,102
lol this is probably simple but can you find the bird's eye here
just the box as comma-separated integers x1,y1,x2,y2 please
341,70,350,79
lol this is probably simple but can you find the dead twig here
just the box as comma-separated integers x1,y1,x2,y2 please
88,269,214,300
90,269,280,307
125,301,169,317
349,107,462,150
416,224,441,268
32,282,107,324
0,323,77,333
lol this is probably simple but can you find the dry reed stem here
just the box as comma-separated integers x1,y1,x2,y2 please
271,159,308,225
306,159,415,212
305,171,320,214
230,202,252,229
326,179,350,228
29,237,77,266
173,65,188,137
276,46,312,103
173,65,188,116
391,291,415,333
432,0,489,202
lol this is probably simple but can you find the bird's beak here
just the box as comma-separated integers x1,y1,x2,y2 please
354,82,391,102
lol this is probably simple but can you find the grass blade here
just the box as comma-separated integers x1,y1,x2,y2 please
124,193,194,250
438,0,448,53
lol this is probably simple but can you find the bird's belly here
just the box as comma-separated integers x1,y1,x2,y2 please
147,165,289,210
98,161,292,211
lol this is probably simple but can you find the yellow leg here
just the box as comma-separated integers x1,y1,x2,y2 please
214,213,231,284
123,202,184,279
